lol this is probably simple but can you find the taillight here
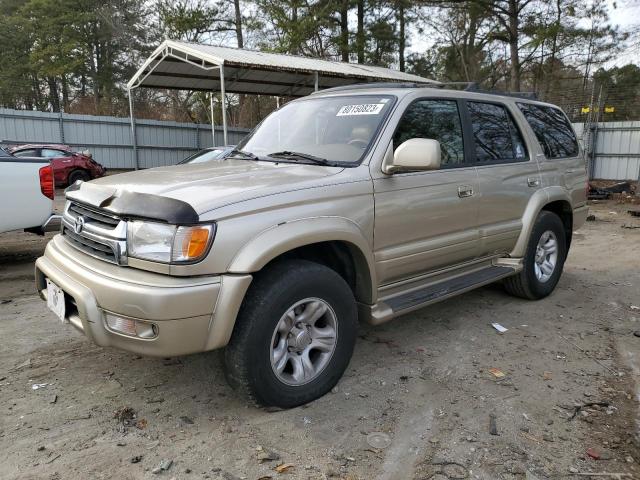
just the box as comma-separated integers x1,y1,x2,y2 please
39,165,54,200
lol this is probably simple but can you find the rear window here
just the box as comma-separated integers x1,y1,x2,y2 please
468,102,527,163
517,103,579,159
14,148,40,157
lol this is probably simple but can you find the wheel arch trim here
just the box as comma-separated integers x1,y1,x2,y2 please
510,187,572,258
227,216,377,304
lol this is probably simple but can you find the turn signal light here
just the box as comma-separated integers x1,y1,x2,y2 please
183,227,210,258
105,313,158,339
171,225,214,262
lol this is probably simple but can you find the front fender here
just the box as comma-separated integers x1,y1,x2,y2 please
510,187,572,257
227,216,377,302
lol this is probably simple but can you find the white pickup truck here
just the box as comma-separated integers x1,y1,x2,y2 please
0,148,58,234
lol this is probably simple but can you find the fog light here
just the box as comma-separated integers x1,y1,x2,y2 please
105,313,158,339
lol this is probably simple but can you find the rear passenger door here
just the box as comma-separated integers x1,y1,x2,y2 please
468,100,542,257
516,103,586,207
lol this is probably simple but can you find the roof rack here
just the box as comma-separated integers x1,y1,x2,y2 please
432,82,538,100
316,81,538,101
315,82,434,94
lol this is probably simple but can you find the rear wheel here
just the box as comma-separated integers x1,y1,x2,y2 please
67,169,90,186
504,211,567,300
224,259,358,408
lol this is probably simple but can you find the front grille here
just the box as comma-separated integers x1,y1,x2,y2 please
61,201,127,265
68,202,119,228
62,226,117,263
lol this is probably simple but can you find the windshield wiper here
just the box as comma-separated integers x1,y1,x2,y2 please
267,151,341,167
228,148,259,160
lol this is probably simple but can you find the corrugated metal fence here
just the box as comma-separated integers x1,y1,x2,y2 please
573,121,640,181
0,108,250,169
1,108,637,179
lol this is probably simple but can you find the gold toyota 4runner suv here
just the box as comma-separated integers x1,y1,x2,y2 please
36,84,588,407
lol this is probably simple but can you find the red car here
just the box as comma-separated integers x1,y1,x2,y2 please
10,144,106,187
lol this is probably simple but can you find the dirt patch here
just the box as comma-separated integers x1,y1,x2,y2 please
0,200,638,479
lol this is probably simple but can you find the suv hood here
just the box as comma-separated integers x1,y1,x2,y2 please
67,159,343,219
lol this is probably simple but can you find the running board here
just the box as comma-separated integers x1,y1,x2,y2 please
367,265,516,324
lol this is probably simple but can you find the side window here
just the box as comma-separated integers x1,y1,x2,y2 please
393,100,465,166
41,149,66,158
517,103,579,158
467,102,527,163
13,148,40,157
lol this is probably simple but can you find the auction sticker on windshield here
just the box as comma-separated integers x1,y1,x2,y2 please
336,104,385,116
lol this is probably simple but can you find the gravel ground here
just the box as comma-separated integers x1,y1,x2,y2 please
0,199,638,480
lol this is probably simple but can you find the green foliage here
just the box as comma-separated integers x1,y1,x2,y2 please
0,0,635,121
593,64,640,120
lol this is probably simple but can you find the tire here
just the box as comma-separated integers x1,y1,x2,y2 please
504,211,567,300
67,169,90,186
224,259,358,408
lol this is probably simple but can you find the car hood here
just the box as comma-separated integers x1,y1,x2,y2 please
67,159,344,218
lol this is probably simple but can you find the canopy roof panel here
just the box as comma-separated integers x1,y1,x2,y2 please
128,40,437,97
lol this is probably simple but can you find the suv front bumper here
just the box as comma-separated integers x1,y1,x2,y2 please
35,235,252,357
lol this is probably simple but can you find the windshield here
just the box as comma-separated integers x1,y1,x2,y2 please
180,148,228,164
236,95,395,164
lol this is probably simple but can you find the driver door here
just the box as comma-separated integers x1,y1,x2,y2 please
372,98,480,285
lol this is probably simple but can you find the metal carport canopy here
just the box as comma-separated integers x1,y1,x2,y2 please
128,39,437,96
126,40,437,167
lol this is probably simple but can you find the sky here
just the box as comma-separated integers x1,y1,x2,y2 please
605,0,640,66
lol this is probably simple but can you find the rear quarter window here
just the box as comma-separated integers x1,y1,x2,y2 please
517,103,579,159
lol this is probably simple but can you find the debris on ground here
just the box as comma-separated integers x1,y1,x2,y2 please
274,463,294,473
151,459,173,474
572,473,633,478
542,371,553,380
31,383,50,390
256,446,280,463
489,413,498,435
489,368,506,378
366,432,391,449
12,358,31,371
130,455,143,464
491,322,508,333
113,406,137,427
586,214,596,221
586,447,602,460
135,418,147,429
588,184,613,200
179,415,194,425
162,358,182,366
569,401,610,421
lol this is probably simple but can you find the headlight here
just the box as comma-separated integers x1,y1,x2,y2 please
127,221,214,263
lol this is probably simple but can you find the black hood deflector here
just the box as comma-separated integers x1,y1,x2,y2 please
65,182,199,224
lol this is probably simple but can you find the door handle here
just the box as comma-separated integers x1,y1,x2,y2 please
527,177,540,187
458,185,474,198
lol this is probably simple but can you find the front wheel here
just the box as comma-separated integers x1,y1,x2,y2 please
504,211,567,300
224,260,358,408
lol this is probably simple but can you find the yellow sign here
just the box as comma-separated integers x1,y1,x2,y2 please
581,107,590,114
604,106,615,113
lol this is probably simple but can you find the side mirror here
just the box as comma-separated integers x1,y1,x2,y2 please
386,138,441,174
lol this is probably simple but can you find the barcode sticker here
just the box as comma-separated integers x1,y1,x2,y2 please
336,104,385,116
